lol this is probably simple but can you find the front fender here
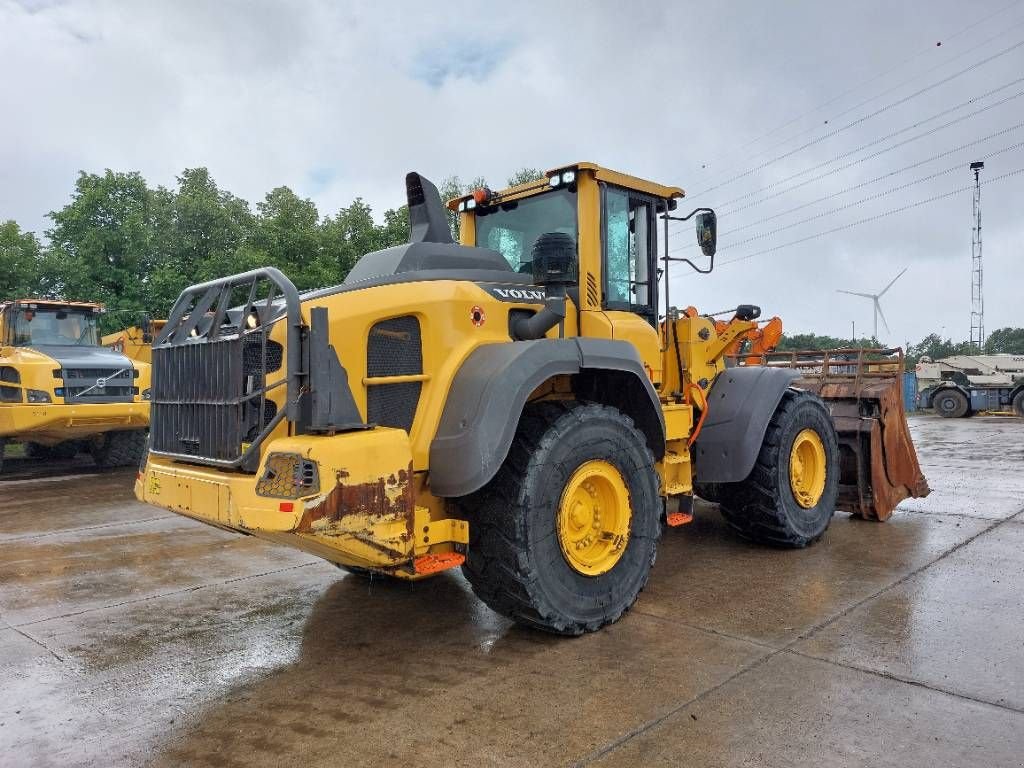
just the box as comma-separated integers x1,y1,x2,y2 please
694,367,801,483
429,338,663,498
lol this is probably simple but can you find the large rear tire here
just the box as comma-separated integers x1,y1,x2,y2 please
1012,391,1024,418
718,390,839,548
0,438,5,474
458,401,661,635
932,388,969,418
90,430,147,469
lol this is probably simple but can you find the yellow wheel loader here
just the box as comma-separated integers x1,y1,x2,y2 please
0,299,150,472
135,164,928,634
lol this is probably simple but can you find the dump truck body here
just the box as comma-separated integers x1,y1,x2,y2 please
136,163,928,633
0,299,150,470
103,320,167,364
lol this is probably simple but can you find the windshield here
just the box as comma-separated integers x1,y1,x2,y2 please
10,308,100,347
475,188,578,273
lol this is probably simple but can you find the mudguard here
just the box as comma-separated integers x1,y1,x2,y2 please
693,367,801,483
429,338,664,498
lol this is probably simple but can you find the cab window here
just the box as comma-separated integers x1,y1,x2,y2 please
603,186,657,321
475,188,578,273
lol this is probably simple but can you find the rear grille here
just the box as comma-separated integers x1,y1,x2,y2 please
365,316,422,432
151,333,278,463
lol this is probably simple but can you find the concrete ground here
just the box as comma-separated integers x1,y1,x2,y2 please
1,415,1022,767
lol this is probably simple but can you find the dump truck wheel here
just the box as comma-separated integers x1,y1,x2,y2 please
26,442,78,460
0,438,5,473
458,401,661,635
1012,391,1024,417
933,388,968,418
90,430,147,469
24,442,51,460
718,390,839,548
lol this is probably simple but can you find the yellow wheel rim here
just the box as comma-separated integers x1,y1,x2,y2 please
789,428,827,509
557,460,631,576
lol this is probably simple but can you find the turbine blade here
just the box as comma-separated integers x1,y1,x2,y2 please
878,267,908,297
876,299,890,334
836,289,875,298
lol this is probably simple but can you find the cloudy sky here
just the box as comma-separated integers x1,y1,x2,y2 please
2,0,1022,344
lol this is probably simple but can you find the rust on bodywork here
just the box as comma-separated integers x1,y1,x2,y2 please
295,463,415,558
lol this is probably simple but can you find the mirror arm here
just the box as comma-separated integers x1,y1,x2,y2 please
662,207,716,275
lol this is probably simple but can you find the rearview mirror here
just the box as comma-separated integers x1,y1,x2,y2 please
695,211,717,257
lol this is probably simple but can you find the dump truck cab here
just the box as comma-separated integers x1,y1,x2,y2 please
0,299,150,471
136,163,928,635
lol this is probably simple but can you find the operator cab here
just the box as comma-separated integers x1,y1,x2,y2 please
0,301,103,348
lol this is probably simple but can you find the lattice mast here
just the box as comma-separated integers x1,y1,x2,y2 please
970,161,984,349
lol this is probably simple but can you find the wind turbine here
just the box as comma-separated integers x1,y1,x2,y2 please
836,267,907,340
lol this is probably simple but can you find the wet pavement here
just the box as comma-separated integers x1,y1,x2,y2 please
0,415,1021,767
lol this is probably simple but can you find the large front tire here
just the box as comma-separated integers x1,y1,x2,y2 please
1012,391,1024,418
458,402,661,635
718,390,839,548
933,388,969,418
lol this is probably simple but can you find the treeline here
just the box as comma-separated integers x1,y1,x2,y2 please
2,166,1021,357
0,166,542,328
778,330,1024,362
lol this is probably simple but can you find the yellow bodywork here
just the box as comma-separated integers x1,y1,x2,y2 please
102,320,166,364
135,163,760,575
1,304,151,447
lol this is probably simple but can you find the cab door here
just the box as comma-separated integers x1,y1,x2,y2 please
580,184,663,386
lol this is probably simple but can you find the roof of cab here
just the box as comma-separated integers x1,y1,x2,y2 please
0,299,104,311
446,162,685,210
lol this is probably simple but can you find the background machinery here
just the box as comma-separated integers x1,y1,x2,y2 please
135,164,928,634
103,318,166,364
917,353,1024,417
0,299,150,472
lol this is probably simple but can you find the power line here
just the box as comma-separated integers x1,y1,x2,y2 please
682,0,1024,180
686,37,1024,199
707,84,1024,217
703,131,1024,240
708,166,1024,270
716,142,1024,252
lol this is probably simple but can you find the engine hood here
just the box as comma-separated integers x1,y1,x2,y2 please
23,345,135,371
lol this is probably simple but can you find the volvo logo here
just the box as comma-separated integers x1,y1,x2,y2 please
95,377,107,389
479,284,547,303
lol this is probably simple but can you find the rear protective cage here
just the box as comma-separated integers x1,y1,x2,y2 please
150,267,306,471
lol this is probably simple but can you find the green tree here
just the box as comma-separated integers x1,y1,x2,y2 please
44,170,157,321
777,332,878,351
0,221,44,297
905,334,975,366
251,186,325,290
984,327,1024,354
507,167,542,186
147,168,257,313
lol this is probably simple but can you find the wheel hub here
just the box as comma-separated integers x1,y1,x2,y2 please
789,428,827,509
557,460,631,576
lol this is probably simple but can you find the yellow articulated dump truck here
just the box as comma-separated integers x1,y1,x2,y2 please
102,318,166,364
136,164,928,634
0,299,150,472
